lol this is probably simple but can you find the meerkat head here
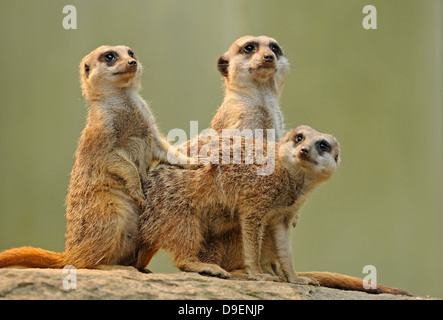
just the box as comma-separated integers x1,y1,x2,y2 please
217,35,289,94
79,45,142,101
279,125,341,182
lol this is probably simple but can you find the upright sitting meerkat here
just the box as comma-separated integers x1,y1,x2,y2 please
136,126,340,282
184,35,291,277
181,35,290,274
0,45,193,269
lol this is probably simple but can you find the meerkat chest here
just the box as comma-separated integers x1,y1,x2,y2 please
263,186,309,227
252,104,284,141
265,201,303,228
285,195,309,225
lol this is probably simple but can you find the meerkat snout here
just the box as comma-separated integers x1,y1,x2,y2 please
299,146,310,158
121,58,138,74
263,53,275,63
296,144,317,167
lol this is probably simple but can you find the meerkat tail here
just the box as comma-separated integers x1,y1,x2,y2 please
298,271,411,296
0,246,65,269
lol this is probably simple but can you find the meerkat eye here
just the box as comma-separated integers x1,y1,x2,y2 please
270,43,281,55
295,134,303,143
128,50,135,58
334,154,339,162
318,140,331,152
243,44,255,53
104,52,116,62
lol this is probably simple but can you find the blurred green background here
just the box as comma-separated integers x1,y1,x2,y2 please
0,0,441,298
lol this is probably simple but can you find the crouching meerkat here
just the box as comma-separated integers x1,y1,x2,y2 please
0,45,194,269
136,125,340,282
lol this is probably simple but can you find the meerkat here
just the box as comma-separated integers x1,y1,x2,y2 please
179,35,290,273
136,125,340,282
180,35,291,277
0,45,194,270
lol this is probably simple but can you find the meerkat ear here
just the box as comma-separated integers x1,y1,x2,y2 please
280,45,285,56
84,64,90,78
217,56,229,77
335,153,341,165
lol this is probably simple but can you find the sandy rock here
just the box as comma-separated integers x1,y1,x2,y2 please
0,268,432,300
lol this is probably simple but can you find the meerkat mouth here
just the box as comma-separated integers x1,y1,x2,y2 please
248,66,276,75
257,64,276,70
257,66,275,71
249,63,276,73
298,157,318,166
113,70,136,76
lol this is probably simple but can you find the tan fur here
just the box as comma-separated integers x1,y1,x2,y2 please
136,126,340,282
0,45,193,269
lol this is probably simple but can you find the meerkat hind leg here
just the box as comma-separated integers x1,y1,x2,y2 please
176,259,231,279
135,246,158,271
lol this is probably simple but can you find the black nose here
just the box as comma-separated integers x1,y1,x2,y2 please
128,60,137,67
264,54,274,63
300,147,310,157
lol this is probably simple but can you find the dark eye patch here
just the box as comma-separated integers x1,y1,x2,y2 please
269,42,282,56
316,140,331,154
240,42,258,54
99,51,119,66
128,50,135,59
